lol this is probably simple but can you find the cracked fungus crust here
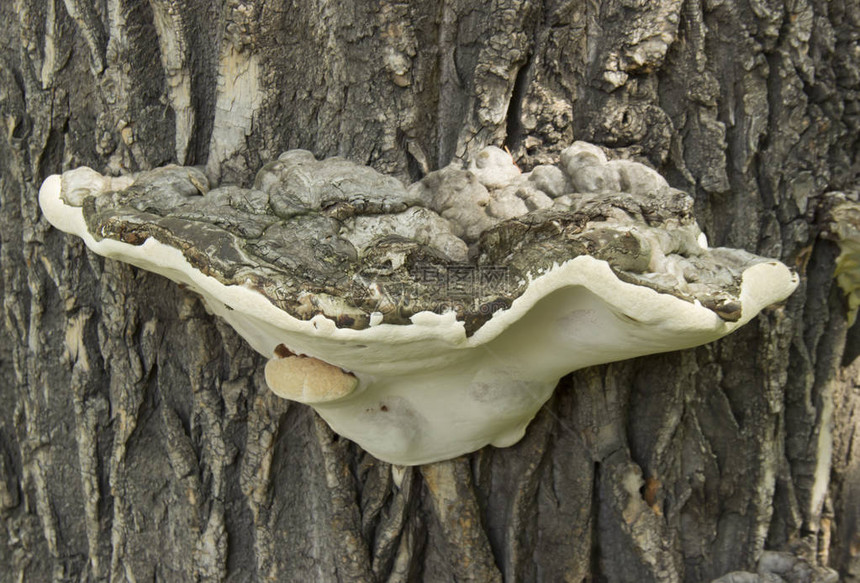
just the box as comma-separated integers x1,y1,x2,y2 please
39,142,799,465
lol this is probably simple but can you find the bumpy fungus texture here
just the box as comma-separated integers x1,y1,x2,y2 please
39,143,798,465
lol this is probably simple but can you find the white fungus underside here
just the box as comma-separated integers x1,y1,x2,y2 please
40,175,799,465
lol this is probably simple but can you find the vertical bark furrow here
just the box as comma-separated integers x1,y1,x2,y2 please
368,465,417,580
99,267,149,581
421,459,502,582
66,307,109,578
61,0,108,73
501,406,554,582
205,0,263,183
829,360,860,579
450,0,538,162
598,451,683,583
239,376,289,579
531,385,596,581
148,0,195,164
314,415,375,582
100,0,174,170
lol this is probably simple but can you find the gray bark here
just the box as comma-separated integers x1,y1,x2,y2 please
0,0,857,581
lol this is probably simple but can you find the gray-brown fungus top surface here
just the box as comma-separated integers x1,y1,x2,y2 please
75,143,760,333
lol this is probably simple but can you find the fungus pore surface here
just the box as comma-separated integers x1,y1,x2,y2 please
39,142,798,465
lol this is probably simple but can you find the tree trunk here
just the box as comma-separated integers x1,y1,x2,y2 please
1,0,858,581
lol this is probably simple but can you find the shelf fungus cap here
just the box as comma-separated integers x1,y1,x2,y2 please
38,145,799,465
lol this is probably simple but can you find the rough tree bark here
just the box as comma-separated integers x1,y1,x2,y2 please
0,0,858,581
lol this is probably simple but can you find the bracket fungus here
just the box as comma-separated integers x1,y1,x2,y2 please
39,142,798,465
